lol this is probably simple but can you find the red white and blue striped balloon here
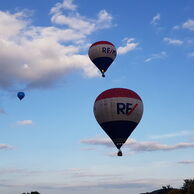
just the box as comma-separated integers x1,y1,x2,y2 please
88,41,117,77
93,88,143,156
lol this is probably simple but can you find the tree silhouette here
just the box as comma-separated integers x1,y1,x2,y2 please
141,179,194,193
162,185,173,190
181,179,194,194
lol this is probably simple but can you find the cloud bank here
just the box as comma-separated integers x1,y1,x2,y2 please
0,0,114,90
0,144,13,150
0,166,181,193
16,120,33,125
81,137,194,153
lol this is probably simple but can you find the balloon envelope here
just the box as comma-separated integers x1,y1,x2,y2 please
93,88,143,153
17,92,25,100
88,41,117,77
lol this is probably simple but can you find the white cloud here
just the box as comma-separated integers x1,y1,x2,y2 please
0,144,13,150
189,52,194,57
81,137,194,153
0,11,28,39
172,25,180,30
150,13,160,25
81,147,96,151
130,141,194,152
117,38,138,55
163,37,183,45
145,51,167,62
50,0,113,34
51,14,95,34
149,130,192,140
50,0,77,15
50,7,113,34
95,10,113,30
177,160,194,164
81,138,114,147
173,19,194,31
16,120,33,125
182,19,194,31
0,1,114,90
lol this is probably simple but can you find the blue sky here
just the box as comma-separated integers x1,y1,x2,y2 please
1,0,194,194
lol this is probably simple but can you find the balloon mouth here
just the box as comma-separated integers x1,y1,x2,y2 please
117,150,122,156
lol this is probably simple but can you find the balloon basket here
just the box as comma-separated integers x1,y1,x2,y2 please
117,150,122,157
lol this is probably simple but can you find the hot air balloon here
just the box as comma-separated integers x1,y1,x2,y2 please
17,92,25,100
88,41,117,77
93,88,143,156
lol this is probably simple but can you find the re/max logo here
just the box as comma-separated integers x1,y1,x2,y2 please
117,103,138,116
102,47,116,56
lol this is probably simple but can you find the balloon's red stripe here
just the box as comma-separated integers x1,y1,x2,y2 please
95,88,142,101
90,41,115,47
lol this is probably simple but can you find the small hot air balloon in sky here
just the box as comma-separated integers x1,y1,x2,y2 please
88,41,117,77
17,92,25,100
93,88,143,156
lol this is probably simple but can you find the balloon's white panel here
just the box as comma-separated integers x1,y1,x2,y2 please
94,97,143,124
89,44,117,61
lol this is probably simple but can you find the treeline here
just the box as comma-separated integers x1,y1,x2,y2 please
142,179,194,194
20,180,194,194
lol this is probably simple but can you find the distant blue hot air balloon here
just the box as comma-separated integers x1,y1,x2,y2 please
93,88,143,156
17,92,25,100
88,41,117,77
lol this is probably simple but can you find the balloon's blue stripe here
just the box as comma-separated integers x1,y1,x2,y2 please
100,120,138,149
92,57,113,72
